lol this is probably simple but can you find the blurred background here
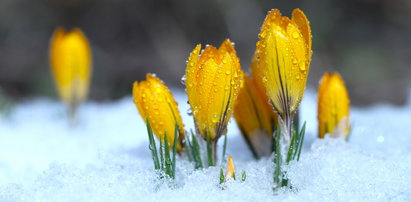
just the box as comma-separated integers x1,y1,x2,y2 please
0,0,410,106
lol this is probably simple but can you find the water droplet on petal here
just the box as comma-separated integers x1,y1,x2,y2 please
299,63,306,71
181,75,186,85
292,32,299,39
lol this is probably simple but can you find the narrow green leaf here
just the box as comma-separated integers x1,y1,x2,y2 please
159,135,164,170
241,171,246,182
146,119,160,170
221,134,228,163
293,111,300,134
191,133,203,169
164,133,171,177
185,135,194,162
296,121,306,161
286,130,297,163
232,172,236,180
220,168,225,184
171,123,178,179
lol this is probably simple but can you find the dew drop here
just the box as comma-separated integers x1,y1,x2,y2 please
292,32,299,39
299,63,306,71
226,71,231,75
187,108,193,116
292,58,298,64
181,75,186,85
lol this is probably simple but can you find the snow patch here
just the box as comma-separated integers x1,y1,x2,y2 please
0,89,410,201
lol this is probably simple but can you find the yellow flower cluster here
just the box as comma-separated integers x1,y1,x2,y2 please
46,8,352,177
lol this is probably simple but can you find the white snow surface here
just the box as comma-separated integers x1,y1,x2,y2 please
0,89,410,201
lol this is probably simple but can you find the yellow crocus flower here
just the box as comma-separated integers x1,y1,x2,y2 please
185,39,243,141
49,27,92,118
234,74,277,158
318,72,350,139
255,8,311,121
254,8,311,161
133,74,185,152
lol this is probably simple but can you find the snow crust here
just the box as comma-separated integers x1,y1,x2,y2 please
0,89,410,201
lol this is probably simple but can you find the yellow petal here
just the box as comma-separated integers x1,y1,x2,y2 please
50,27,92,109
255,9,311,119
133,74,185,151
185,39,243,140
292,8,312,63
185,44,202,118
318,72,350,139
234,74,277,156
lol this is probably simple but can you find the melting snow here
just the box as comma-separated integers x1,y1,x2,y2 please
0,89,410,201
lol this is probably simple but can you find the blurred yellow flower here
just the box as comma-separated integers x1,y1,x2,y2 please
133,74,185,151
49,27,92,117
318,72,350,139
185,39,243,141
234,74,277,158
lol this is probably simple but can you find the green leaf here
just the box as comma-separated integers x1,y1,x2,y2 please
191,133,203,169
171,123,178,179
220,167,225,184
185,135,194,162
296,121,306,161
164,133,171,177
241,171,246,182
221,134,228,163
146,119,160,170
159,135,164,170
286,130,297,163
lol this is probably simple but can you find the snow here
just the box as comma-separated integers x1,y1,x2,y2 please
0,89,410,201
